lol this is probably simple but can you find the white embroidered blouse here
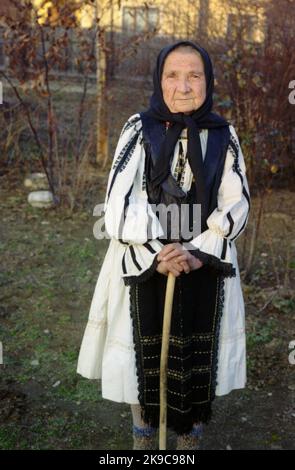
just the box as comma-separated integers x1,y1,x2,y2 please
77,114,250,403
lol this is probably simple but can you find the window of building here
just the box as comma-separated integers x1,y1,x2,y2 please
122,6,159,33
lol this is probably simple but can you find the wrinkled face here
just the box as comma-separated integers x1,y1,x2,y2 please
161,49,207,114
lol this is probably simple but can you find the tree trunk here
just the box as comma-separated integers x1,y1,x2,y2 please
95,0,109,166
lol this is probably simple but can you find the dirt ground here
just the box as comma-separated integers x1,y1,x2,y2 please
0,169,294,450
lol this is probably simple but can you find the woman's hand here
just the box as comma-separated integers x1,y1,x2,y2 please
157,242,203,274
156,259,185,277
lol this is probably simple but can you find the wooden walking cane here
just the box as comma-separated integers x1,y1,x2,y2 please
159,271,176,450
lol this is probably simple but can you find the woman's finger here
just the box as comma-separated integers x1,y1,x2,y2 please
158,243,182,260
166,263,181,277
174,254,189,263
167,260,184,274
179,261,190,273
161,248,184,262
159,243,176,256
168,260,189,276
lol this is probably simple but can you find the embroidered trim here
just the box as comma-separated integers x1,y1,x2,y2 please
123,255,159,286
210,276,226,400
107,133,139,201
187,246,236,278
86,319,107,329
221,238,227,261
143,242,157,254
128,270,223,434
118,184,134,246
141,333,213,345
209,225,227,237
120,114,141,137
228,133,251,242
225,212,234,238
228,135,242,175
129,283,147,424
142,170,146,191
122,250,127,274
130,245,142,271
107,338,134,351
119,137,138,173
112,134,137,172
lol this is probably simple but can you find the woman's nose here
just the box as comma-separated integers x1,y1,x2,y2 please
177,79,191,93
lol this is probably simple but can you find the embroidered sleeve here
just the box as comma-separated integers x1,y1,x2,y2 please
104,114,165,285
186,125,250,277
104,113,142,209
121,239,164,286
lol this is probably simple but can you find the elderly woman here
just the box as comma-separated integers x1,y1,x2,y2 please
77,41,250,450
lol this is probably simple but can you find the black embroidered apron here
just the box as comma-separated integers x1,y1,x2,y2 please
128,117,229,435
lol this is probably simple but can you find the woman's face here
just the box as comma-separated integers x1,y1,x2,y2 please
161,50,207,114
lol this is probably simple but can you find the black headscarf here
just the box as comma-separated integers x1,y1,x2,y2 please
142,40,229,222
